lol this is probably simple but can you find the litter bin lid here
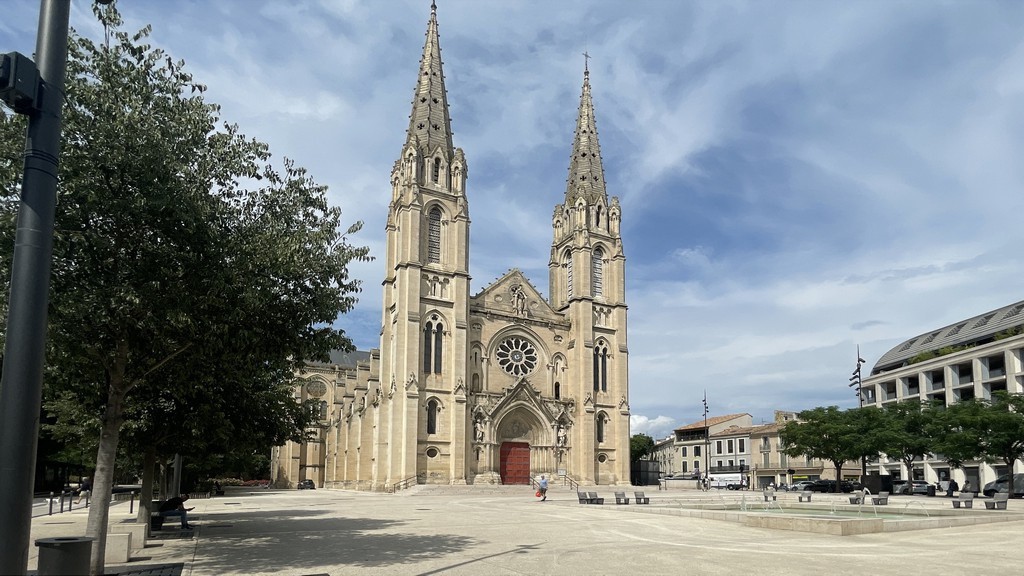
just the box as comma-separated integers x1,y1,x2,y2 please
35,537,94,547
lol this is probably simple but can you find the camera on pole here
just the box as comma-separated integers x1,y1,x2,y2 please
0,52,41,115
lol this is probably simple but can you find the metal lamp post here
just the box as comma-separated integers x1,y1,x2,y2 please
849,346,867,477
702,390,709,490
0,0,83,572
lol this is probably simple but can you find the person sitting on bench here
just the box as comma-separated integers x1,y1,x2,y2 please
159,494,195,529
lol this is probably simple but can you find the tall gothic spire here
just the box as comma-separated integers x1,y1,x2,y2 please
564,57,607,205
405,2,454,157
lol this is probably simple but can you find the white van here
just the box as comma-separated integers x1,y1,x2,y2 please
983,473,1024,497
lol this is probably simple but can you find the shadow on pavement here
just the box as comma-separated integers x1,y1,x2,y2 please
190,514,478,573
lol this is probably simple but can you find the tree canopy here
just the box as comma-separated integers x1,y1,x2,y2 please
1,5,368,573
630,433,655,462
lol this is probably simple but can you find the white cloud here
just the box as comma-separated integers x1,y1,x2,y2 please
630,415,677,441
7,0,1024,428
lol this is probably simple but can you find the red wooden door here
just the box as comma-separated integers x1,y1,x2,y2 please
500,442,531,484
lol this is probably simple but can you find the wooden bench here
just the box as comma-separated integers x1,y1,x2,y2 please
798,490,812,502
985,492,1009,510
871,491,889,505
587,491,605,505
614,491,630,505
634,491,650,504
952,492,974,509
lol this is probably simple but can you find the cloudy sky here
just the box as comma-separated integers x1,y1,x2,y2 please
5,0,1024,440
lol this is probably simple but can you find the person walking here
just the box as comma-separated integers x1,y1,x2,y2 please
74,477,91,505
538,475,549,502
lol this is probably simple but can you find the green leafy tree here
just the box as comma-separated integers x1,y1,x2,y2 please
779,406,872,492
967,393,1024,477
2,5,368,573
876,402,936,492
630,433,655,462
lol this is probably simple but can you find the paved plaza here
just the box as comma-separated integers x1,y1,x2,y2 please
27,485,1024,575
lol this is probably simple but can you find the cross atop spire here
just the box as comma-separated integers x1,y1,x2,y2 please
583,51,591,74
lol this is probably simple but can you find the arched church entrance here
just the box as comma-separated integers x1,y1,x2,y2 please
499,442,530,484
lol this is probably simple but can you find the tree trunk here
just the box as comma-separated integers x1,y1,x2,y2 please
834,462,843,492
136,446,156,524
86,344,131,576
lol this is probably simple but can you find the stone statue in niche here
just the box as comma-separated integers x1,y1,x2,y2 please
557,425,568,447
510,284,527,316
474,419,485,443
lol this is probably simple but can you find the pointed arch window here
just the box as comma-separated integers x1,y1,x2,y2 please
423,316,444,374
427,207,442,264
595,205,602,227
432,157,441,183
593,343,608,392
554,382,561,400
592,247,604,298
597,413,605,444
423,321,433,373
426,399,439,434
564,250,573,299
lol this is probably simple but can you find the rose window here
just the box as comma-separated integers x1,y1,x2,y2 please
305,380,327,398
496,337,538,376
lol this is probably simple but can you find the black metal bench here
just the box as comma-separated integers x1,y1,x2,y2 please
587,491,605,505
614,491,630,504
871,491,889,505
634,491,650,504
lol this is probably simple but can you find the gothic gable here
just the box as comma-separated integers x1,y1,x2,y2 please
471,269,560,322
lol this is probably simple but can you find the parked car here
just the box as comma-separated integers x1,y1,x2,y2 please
892,480,929,495
983,474,1024,497
790,480,816,492
807,479,855,493
297,479,316,490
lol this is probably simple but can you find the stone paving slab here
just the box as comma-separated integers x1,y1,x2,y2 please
26,487,1024,575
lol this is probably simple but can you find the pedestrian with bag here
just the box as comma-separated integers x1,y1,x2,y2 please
537,475,549,502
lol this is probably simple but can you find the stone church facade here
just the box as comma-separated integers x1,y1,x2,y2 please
271,4,630,489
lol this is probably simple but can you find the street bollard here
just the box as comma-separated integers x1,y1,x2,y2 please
48,492,54,516
129,490,136,514
36,536,93,576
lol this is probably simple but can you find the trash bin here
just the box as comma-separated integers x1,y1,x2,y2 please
35,536,93,576
927,485,937,497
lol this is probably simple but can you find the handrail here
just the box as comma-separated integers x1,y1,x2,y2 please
389,475,419,493
562,475,580,492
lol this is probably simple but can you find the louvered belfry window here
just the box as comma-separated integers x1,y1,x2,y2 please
592,247,604,297
428,207,442,263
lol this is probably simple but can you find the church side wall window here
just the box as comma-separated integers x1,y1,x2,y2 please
427,399,439,434
592,247,604,297
427,207,442,264
554,382,561,399
597,413,605,444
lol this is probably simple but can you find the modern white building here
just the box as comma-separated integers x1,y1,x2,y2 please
862,300,1024,489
